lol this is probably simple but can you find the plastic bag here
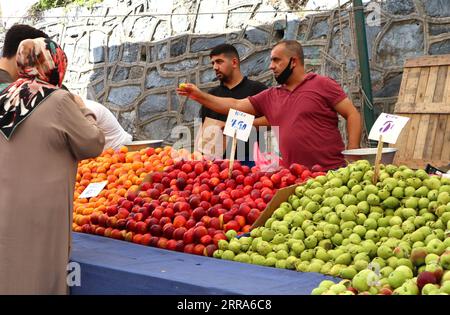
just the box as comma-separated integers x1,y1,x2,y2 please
253,141,282,172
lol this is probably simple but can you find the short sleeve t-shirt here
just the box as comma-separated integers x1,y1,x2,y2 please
201,77,267,161
83,99,133,151
248,73,347,170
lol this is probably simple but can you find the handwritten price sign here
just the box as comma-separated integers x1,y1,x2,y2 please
369,113,410,144
78,181,108,199
223,109,255,141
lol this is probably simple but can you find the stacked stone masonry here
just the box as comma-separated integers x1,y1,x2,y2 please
1,0,449,146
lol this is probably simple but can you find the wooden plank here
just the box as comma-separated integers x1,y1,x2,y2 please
433,65,449,103
404,115,421,160
404,54,450,68
423,115,439,160
415,67,430,103
403,67,421,104
395,102,450,114
395,159,449,170
446,65,450,105
413,114,431,159
432,115,448,160
392,114,411,161
441,116,450,161
397,68,411,103
423,66,439,104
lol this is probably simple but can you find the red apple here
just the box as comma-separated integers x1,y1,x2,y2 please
193,226,208,242
222,198,234,210
175,240,185,252
116,219,127,230
246,209,261,224
183,228,195,244
137,233,149,245
188,196,201,209
157,237,168,249
224,220,240,232
149,224,162,236
185,219,196,229
110,229,123,240
95,226,105,236
213,233,227,246
135,221,148,234
311,164,323,173
209,217,221,230
162,223,175,239
193,244,205,256
163,207,174,219
152,209,163,220
107,216,118,228
184,243,195,254
159,217,171,227
133,233,143,244
106,206,118,217
204,244,218,257
192,207,206,221
173,227,187,240
173,215,187,228
200,234,213,246
234,215,246,228
149,236,159,247
166,239,178,251
301,170,312,181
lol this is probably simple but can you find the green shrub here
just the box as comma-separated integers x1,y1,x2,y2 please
34,0,103,10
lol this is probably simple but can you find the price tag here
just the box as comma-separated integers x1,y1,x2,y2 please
368,113,410,144
223,109,255,141
78,181,108,199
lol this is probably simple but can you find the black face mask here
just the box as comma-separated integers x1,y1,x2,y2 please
275,58,294,85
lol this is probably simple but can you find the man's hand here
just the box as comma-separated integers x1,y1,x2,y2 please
177,83,202,101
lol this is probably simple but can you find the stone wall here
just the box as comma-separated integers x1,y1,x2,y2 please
2,0,450,145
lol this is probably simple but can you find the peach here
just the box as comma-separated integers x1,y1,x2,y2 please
193,226,208,242
193,244,205,256
204,244,217,257
173,215,187,228
184,243,195,254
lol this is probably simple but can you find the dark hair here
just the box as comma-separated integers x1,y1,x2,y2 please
273,40,305,65
2,24,49,58
209,44,240,63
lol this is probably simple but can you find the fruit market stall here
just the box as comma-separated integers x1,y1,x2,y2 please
69,232,339,295
72,144,450,295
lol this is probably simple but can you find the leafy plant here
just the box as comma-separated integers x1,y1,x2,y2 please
34,0,103,10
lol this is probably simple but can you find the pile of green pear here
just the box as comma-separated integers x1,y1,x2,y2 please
212,160,450,295
313,249,450,295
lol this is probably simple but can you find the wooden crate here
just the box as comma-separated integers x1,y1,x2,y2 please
391,54,450,169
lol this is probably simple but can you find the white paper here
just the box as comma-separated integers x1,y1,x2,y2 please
223,109,255,142
368,113,410,144
78,181,108,199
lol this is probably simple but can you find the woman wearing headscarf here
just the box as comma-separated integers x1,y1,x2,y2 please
0,37,105,294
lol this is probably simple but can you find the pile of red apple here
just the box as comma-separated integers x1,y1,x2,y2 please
81,159,325,256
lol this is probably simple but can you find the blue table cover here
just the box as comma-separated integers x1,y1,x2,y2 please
70,233,339,295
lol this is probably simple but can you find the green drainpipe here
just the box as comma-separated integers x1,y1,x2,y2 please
352,0,376,146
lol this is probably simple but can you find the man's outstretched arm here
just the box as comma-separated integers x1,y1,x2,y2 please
177,83,257,116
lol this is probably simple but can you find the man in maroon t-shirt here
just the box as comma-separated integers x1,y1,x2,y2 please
177,40,362,170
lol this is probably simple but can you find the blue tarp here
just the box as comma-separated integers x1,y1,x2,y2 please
70,233,340,295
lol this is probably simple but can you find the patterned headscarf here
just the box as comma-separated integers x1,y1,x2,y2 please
0,37,67,140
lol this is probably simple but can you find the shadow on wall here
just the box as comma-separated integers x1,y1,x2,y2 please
78,27,286,145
